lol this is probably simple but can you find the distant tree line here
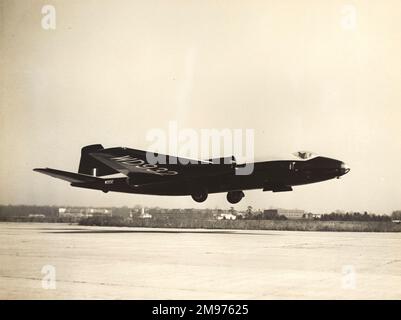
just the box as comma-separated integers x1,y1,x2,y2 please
0,205,59,217
240,210,287,220
79,216,401,232
0,205,400,223
319,212,391,222
392,211,401,220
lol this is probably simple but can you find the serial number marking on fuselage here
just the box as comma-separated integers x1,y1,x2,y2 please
111,155,178,175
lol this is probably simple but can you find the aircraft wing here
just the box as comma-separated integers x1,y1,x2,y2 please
88,147,235,177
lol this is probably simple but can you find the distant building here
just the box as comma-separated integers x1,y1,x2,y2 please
28,214,45,218
58,207,112,219
58,208,87,218
236,211,248,218
87,208,112,216
140,213,152,219
264,208,306,219
217,213,237,220
139,207,152,219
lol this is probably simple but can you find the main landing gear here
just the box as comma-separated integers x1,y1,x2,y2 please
226,191,244,204
191,189,208,203
191,189,245,204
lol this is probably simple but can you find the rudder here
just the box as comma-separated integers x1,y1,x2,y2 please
78,144,119,176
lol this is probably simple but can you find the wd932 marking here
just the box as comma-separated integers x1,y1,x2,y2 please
111,155,178,176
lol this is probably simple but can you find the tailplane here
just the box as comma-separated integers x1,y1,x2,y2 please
33,168,103,184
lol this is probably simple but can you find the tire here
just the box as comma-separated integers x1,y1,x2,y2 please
191,190,208,202
227,191,244,204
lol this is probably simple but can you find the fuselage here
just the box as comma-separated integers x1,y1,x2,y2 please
72,156,350,196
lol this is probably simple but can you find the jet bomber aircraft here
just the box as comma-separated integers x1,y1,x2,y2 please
34,144,350,204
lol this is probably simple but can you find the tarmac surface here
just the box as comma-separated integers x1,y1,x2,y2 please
0,222,401,299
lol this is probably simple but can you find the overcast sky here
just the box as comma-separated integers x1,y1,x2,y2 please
1,0,401,214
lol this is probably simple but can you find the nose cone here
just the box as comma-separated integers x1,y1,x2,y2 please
340,162,351,175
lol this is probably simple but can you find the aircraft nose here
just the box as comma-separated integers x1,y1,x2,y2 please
340,162,351,175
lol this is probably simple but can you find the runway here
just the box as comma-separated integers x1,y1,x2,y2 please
0,222,400,299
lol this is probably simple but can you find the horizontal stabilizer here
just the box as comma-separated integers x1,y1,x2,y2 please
33,168,103,184
88,147,234,177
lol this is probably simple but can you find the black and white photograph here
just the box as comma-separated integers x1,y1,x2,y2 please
1,0,401,307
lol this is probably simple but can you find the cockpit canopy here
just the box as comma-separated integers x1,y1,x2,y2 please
292,151,318,160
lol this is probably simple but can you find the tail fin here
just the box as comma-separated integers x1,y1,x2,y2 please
78,144,119,176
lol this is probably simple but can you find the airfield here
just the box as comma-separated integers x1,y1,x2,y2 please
0,222,401,299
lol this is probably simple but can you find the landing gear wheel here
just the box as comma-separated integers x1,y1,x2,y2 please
227,191,244,204
191,190,208,202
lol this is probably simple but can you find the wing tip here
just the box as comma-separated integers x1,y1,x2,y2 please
33,168,55,174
